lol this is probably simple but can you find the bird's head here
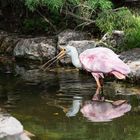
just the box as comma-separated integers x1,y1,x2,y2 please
40,45,79,70
62,45,77,56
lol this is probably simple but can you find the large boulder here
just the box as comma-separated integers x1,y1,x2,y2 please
57,30,124,65
100,30,124,50
120,48,140,83
15,65,48,83
57,30,94,65
57,29,91,46
13,37,56,61
14,65,60,91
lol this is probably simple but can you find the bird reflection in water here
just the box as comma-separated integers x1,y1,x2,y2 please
66,93,131,122
81,100,131,122
0,112,33,140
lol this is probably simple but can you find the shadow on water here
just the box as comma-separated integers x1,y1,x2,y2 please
0,69,140,140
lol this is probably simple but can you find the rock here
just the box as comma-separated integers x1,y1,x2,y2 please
0,30,139,84
15,65,57,83
120,48,140,83
57,30,92,65
0,33,20,54
100,30,124,50
57,29,91,46
15,65,46,83
0,113,31,140
14,65,60,91
0,56,15,74
116,84,140,96
13,37,56,61
0,30,8,45
58,40,96,65
106,81,140,96
68,40,96,54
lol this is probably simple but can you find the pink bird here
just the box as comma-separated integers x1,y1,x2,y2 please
81,100,131,122
41,46,130,99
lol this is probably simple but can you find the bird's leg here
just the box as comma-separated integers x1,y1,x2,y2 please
92,76,102,101
99,78,104,98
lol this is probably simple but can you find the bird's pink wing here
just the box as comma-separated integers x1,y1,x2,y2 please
79,47,130,75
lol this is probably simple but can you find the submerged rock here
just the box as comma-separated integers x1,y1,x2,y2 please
15,65,47,83
14,65,60,89
115,84,140,96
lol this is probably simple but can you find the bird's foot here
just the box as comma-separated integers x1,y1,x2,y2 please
92,94,104,101
111,100,127,106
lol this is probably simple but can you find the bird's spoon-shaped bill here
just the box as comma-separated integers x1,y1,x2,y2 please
40,48,66,71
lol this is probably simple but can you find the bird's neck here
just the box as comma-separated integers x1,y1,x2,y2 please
70,50,82,69
66,96,82,117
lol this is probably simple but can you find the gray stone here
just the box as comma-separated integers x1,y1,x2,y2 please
15,65,47,83
57,30,92,65
0,34,20,54
115,83,140,96
14,65,59,90
13,37,56,61
57,29,91,45
120,48,140,83
100,30,124,50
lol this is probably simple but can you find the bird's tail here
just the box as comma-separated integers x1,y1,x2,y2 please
111,71,126,79
115,60,131,75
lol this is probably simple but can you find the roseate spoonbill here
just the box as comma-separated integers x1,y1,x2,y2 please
65,95,128,117
41,46,130,98
81,100,131,122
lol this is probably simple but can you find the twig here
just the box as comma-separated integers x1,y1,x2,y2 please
112,7,128,12
63,10,95,23
74,21,92,30
36,10,57,32
104,7,128,14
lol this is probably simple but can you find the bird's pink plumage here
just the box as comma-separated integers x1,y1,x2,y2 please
79,47,130,78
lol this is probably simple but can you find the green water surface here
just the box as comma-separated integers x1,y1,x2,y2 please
0,70,140,140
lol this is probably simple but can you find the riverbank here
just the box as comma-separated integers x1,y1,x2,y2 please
0,30,140,83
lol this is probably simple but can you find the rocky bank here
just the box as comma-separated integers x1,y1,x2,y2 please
0,29,140,83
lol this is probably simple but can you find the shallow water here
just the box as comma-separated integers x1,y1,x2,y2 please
0,69,140,140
